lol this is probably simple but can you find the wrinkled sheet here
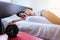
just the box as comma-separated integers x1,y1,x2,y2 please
26,16,52,24
15,21,60,40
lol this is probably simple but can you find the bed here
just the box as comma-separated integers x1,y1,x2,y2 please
0,2,60,40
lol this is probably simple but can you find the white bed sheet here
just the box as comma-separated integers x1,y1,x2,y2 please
26,16,52,24
15,21,60,40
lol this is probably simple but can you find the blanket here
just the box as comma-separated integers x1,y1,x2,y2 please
15,21,60,40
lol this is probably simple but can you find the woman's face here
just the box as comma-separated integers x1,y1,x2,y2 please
19,13,26,19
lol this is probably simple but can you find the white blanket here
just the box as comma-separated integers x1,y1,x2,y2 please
15,21,60,40
26,16,52,24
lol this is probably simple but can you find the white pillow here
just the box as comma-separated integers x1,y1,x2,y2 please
1,14,21,29
26,16,52,24
0,34,8,40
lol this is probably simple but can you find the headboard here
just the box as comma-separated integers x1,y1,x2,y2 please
0,1,32,34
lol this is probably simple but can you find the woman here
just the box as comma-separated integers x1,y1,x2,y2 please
9,9,35,25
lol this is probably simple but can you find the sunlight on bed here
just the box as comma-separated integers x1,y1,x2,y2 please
48,9,60,18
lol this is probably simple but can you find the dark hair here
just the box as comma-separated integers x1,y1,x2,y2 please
5,24,19,38
17,11,25,17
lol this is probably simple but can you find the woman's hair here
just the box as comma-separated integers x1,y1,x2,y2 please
5,24,19,38
25,8,32,10
17,11,25,17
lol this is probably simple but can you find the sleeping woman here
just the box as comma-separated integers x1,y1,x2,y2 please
5,9,36,37
9,8,35,25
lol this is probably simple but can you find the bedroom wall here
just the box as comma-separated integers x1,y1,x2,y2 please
32,0,47,15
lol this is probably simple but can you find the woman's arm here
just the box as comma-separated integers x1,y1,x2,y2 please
9,19,23,25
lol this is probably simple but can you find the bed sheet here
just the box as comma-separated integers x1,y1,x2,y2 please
15,21,60,40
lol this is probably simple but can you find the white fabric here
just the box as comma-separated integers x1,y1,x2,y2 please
1,14,21,29
15,21,60,40
26,16,52,24
0,34,8,40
